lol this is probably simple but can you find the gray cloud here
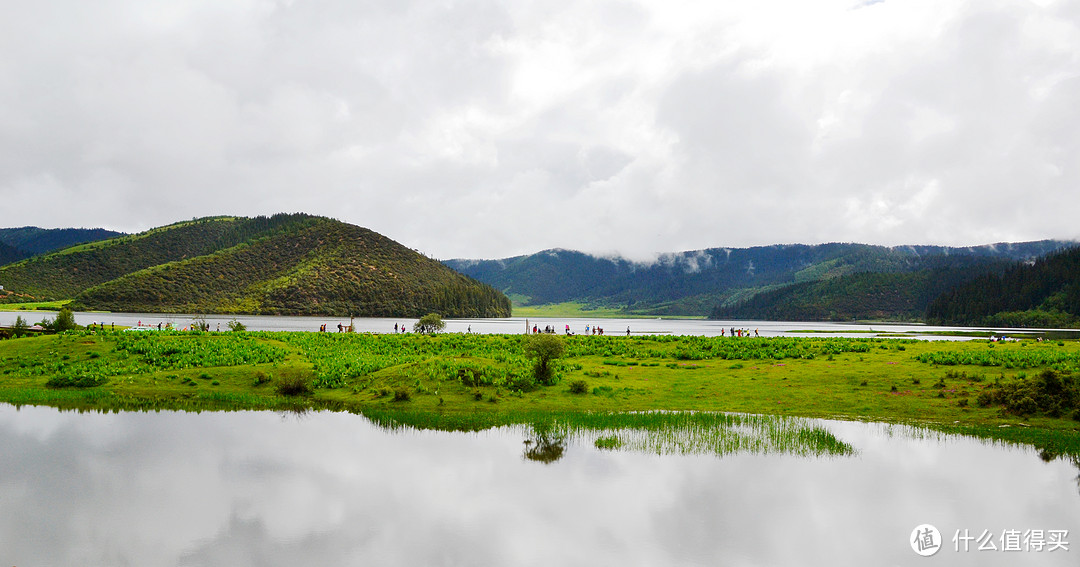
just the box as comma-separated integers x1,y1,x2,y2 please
0,0,1077,261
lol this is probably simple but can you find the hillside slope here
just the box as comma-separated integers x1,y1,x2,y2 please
0,214,509,318
0,215,309,299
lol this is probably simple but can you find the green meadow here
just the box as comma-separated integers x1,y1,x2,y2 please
1,330,1079,455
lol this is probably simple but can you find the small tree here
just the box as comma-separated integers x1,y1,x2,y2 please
413,313,446,334
54,307,78,332
12,315,28,338
227,319,246,332
524,333,566,385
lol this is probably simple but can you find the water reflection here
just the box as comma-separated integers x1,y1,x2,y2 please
1,405,1078,566
513,412,857,463
522,423,567,464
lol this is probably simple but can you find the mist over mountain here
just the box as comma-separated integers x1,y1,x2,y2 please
447,240,1077,320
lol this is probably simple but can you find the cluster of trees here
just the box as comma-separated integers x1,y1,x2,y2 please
0,227,123,261
712,261,1012,322
927,246,1080,327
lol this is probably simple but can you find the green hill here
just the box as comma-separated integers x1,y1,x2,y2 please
0,214,510,318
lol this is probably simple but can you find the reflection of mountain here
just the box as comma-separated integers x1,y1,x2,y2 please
446,241,1076,320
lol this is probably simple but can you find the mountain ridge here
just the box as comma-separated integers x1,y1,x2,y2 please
0,214,510,318
446,240,1078,319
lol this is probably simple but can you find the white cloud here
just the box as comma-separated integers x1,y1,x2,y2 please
0,0,1077,258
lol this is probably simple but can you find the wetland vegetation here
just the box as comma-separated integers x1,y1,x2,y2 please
1,330,1080,458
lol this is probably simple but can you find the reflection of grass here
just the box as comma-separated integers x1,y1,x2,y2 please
364,409,857,458
559,412,857,458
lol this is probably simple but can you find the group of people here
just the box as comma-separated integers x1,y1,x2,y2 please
319,323,353,332
721,327,759,337
131,321,205,331
529,323,630,336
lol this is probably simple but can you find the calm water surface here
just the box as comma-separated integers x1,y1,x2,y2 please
1,404,1077,566
2,311,1073,339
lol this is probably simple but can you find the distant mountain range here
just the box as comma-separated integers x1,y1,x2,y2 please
0,214,509,317
0,227,124,264
1,215,1075,324
446,240,1078,321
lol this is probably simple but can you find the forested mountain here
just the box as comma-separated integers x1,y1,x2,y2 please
0,214,510,318
0,227,123,263
926,246,1080,327
711,260,1009,322
447,240,1074,318
0,241,20,267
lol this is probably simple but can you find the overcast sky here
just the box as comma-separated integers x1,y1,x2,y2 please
1,0,1077,261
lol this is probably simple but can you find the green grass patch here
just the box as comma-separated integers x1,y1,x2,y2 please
1,331,1079,458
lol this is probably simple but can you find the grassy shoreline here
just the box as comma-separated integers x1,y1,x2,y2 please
2,331,1079,455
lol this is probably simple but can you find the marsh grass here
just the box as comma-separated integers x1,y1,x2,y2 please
2,332,1080,460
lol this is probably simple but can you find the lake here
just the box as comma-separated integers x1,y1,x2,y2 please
1,404,1077,566
2,310,1073,339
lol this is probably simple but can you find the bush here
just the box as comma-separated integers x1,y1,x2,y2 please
413,313,445,334
976,369,1079,417
393,388,411,402
46,374,107,388
227,319,246,332
276,373,313,396
568,380,588,394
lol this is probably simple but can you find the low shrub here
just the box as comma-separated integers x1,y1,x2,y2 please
976,369,1078,417
276,373,313,396
46,375,107,388
568,380,588,394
